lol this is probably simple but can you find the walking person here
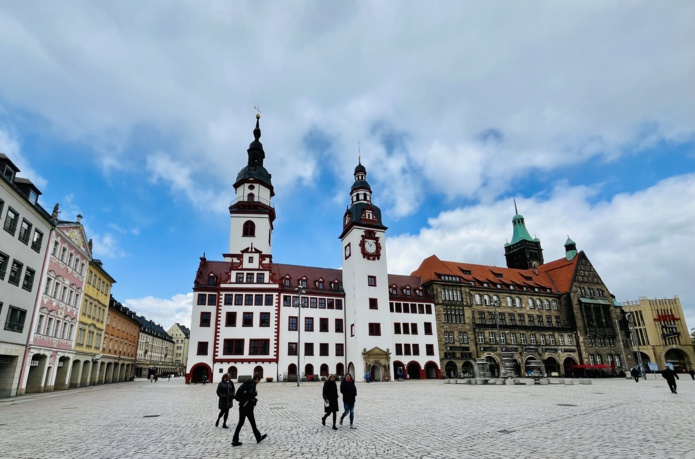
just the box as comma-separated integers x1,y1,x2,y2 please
232,374,267,447
321,374,339,430
630,367,640,382
662,367,679,394
215,373,235,428
339,373,357,429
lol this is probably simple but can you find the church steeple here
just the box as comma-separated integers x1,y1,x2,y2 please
234,114,274,194
339,157,387,238
564,236,577,261
504,201,544,269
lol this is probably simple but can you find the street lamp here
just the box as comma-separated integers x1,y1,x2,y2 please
292,287,306,387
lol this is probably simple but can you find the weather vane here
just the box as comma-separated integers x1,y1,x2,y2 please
254,105,262,118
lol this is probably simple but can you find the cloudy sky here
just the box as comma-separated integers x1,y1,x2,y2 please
1,1,693,331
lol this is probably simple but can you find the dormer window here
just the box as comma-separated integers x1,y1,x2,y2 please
404,287,411,296
207,275,216,285
331,281,340,291
317,279,324,289
416,289,423,296
283,278,290,287
2,164,14,182
390,285,397,295
299,279,307,288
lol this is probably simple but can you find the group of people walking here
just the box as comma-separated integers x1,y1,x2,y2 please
321,373,357,430
630,366,693,395
214,372,358,447
215,373,267,447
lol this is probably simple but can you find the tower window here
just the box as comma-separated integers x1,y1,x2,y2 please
247,193,255,202
243,221,255,237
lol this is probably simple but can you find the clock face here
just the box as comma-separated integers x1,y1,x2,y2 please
344,244,351,258
364,240,377,254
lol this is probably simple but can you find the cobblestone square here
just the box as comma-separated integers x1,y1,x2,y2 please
0,376,693,459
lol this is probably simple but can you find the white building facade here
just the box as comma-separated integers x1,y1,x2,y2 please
0,154,54,398
186,116,440,384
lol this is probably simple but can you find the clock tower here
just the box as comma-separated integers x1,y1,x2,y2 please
340,159,393,381
229,114,275,255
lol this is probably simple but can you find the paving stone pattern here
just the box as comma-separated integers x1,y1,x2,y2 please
0,376,693,459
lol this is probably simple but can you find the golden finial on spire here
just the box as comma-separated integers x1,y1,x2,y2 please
254,105,261,119
358,140,361,163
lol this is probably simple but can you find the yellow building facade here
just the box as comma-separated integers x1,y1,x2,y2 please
70,259,114,387
621,296,694,373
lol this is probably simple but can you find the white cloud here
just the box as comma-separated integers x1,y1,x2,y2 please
0,1,692,215
0,125,47,188
124,293,193,330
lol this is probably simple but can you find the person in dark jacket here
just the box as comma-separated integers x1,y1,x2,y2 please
232,374,267,446
215,373,235,428
339,373,357,429
630,367,640,382
662,367,679,394
321,374,339,430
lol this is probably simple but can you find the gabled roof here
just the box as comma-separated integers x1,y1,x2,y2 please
273,264,344,294
388,274,432,301
536,252,580,293
412,254,557,292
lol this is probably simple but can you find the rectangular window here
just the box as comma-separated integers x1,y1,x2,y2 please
395,344,403,355
426,344,434,356
418,304,425,314
249,339,270,355
200,312,211,327
225,312,236,327
283,295,291,307
426,304,432,314
256,273,264,283
265,294,273,306
8,260,23,286
402,323,410,334
236,273,244,283
319,298,326,309
489,332,495,344
369,298,378,309
368,275,376,286
412,344,420,355
260,312,270,327
22,268,35,291
310,298,317,308
335,343,344,356
18,219,32,244
197,294,206,305
530,334,537,345
335,318,343,333
305,317,314,332
207,294,216,306
411,323,418,335
3,207,18,235
477,332,484,344
520,333,527,344
197,342,208,355
235,294,243,305
510,333,517,344
243,312,253,326
320,343,329,356
404,344,411,355
368,323,381,336
4,306,26,332
224,294,233,305
423,322,432,335
394,323,401,334
558,334,564,345
288,316,297,331
319,318,328,332
0,252,8,280
304,342,314,356
254,294,263,305
327,299,334,309
246,273,254,283
244,294,253,305
336,299,343,310
288,342,298,356
223,339,244,355
549,334,556,345
567,334,573,345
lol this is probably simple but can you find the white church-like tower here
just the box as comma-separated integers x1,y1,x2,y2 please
340,160,394,381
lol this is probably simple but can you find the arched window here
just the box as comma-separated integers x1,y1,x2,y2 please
228,366,238,379
247,193,255,202
243,221,255,237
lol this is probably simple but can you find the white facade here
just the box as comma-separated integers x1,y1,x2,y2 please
0,155,53,398
185,117,440,384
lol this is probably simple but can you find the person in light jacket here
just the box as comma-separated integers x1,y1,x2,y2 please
215,373,235,428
